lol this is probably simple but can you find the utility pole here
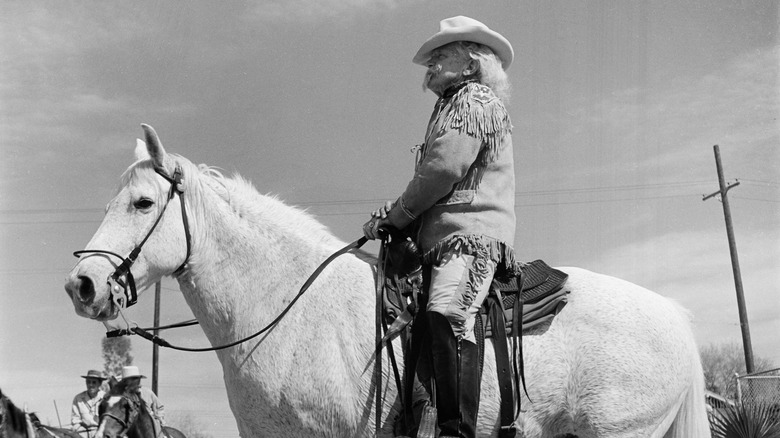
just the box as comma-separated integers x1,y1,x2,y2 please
152,280,161,395
703,144,754,374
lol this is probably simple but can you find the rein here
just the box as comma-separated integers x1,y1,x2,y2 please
73,165,191,309
74,160,382,353
99,394,142,437
108,236,370,352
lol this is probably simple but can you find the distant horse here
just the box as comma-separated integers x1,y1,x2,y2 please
27,414,81,438
0,389,34,438
1,390,84,438
65,124,711,437
95,379,185,438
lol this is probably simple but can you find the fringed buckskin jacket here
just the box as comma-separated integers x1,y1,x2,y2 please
386,81,517,278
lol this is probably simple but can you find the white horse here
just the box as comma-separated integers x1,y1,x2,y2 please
65,125,711,438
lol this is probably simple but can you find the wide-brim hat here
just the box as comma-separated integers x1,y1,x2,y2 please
81,370,107,380
121,366,146,379
413,16,514,70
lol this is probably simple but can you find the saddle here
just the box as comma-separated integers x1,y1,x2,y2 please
477,260,569,437
482,259,570,338
382,258,569,438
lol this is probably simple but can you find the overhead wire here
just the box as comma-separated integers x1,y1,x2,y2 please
5,178,774,224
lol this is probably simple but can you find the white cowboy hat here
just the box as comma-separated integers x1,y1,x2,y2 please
412,16,514,70
121,366,146,379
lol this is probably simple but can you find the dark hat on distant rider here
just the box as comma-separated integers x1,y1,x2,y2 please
413,16,514,70
81,370,107,380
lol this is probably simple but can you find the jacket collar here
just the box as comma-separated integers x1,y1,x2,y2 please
440,80,476,100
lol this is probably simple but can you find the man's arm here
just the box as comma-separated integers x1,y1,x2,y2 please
386,129,483,229
70,396,82,429
149,390,166,425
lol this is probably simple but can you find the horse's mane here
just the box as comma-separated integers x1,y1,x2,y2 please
122,154,347,251
0,389,31,437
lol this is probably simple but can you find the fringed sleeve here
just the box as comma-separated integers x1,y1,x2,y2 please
443,83,512,165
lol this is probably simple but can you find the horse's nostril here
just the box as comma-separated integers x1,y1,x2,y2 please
78,276,95,303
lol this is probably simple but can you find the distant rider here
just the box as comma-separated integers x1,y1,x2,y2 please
120,366,166,436
71,369,106,437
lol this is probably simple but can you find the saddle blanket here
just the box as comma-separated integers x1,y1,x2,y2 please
482,259,570,338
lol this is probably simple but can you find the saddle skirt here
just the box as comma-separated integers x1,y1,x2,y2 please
482,259,570,338
381,260,570,343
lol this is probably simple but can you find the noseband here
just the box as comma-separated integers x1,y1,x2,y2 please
100,395,141,436
100,411,129,435
73,164,192,309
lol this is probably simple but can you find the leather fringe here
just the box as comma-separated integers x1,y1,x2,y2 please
421,234,519,278
443,83,512,166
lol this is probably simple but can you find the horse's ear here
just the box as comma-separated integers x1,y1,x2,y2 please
140,123,167,169
108,375,119,390
115,378,130,393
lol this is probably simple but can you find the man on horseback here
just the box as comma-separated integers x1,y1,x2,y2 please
363,16,516,438
71,369,107,437
120,366,166,437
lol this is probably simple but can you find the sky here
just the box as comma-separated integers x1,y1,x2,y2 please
1,1,778,436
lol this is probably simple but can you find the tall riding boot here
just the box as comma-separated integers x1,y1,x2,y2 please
428,312,481,438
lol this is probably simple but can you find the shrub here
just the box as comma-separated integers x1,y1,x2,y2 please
709,402,780,438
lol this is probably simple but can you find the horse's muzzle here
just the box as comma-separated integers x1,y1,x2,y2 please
65,273,115,320
65,274,95,304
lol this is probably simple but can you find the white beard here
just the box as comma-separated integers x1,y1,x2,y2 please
422,64,442,92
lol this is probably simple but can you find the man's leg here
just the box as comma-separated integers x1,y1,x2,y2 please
426,253,495,438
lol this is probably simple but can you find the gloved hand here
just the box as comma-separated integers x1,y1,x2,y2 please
363,200,396,240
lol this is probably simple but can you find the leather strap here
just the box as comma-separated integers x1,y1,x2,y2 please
488,291,517,437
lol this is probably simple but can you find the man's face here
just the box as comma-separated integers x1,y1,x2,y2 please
125,377,142,392
423,44,469,96
85,378,102,396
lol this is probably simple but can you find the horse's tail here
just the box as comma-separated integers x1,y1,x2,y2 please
661,315,712,438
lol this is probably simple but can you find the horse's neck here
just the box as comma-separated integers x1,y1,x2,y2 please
0,397,30,438
127,405,156,438
178,190,343,342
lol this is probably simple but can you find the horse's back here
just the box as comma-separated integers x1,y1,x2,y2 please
557,266,695,332
515,266,706,437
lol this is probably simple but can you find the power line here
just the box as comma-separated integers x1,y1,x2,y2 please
739,179,780,187
0,208,103,215
516,180,712,196
3,192,774,224
0,183,721,225
2,178,774,225
731,196,780,203
0,180,717,215
1,219,105,225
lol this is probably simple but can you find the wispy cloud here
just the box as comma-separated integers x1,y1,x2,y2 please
242,0,411,24
560,45,779,183
595,223,780,359
1,4,152,149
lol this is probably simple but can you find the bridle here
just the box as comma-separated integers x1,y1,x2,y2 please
73,164,191,310
99,411,130,437
74,161,374,353
99,395,142,438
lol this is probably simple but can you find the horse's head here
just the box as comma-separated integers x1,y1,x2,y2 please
65,124,191,321
0,389,36,438
96,379,144,438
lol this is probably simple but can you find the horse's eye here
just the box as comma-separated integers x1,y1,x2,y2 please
134,198,154,210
